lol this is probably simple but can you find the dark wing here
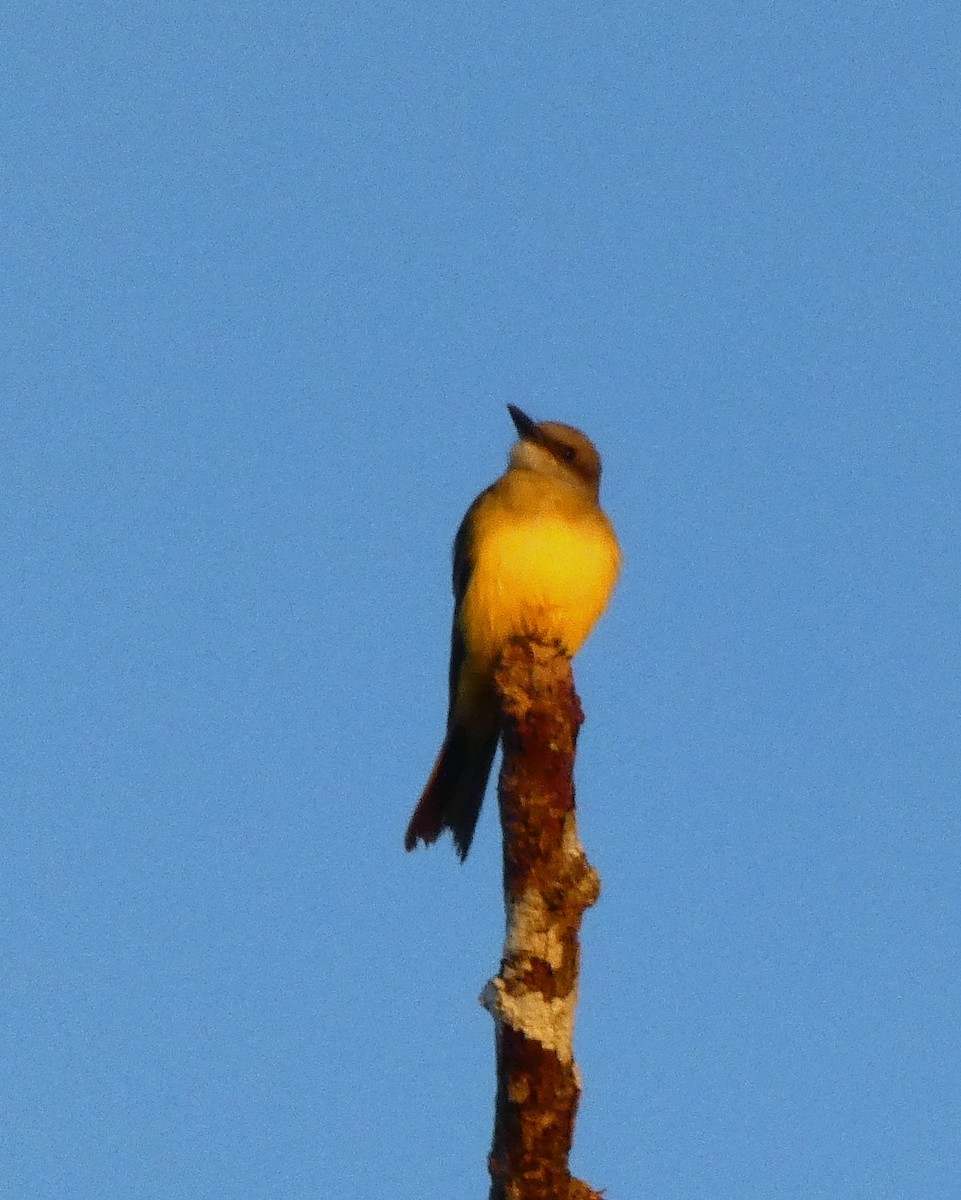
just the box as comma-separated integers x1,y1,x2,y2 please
446,488,489,724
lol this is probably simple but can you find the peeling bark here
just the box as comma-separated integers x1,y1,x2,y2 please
482,639,604,1200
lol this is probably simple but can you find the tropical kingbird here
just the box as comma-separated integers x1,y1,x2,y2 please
404,405,620,860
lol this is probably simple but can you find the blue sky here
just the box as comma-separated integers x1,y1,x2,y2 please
4,4,959,1197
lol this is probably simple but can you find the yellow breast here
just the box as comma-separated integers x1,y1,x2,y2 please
460,511,620,670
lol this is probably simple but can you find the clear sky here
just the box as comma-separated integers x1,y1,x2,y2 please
4,4,959,1198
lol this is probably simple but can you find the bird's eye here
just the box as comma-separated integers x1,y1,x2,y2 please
561,446,577,463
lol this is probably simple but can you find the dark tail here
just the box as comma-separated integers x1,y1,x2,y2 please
404,720,499,860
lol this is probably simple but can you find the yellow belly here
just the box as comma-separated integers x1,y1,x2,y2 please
460,513,620,671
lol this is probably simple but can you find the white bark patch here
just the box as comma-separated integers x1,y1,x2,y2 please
481,976,578,1064
505,888,566,970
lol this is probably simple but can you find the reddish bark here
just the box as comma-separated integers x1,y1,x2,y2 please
483,639,604,1200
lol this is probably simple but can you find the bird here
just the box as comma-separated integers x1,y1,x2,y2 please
404,404,621,860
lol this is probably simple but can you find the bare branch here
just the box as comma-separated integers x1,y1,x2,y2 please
482,639,604,1200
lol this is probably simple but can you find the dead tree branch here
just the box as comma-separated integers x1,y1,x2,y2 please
482,638,603,1200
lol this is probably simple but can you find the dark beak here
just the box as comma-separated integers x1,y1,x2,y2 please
507,404,539,441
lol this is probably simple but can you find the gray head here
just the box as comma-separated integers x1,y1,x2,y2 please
506,404,603,498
